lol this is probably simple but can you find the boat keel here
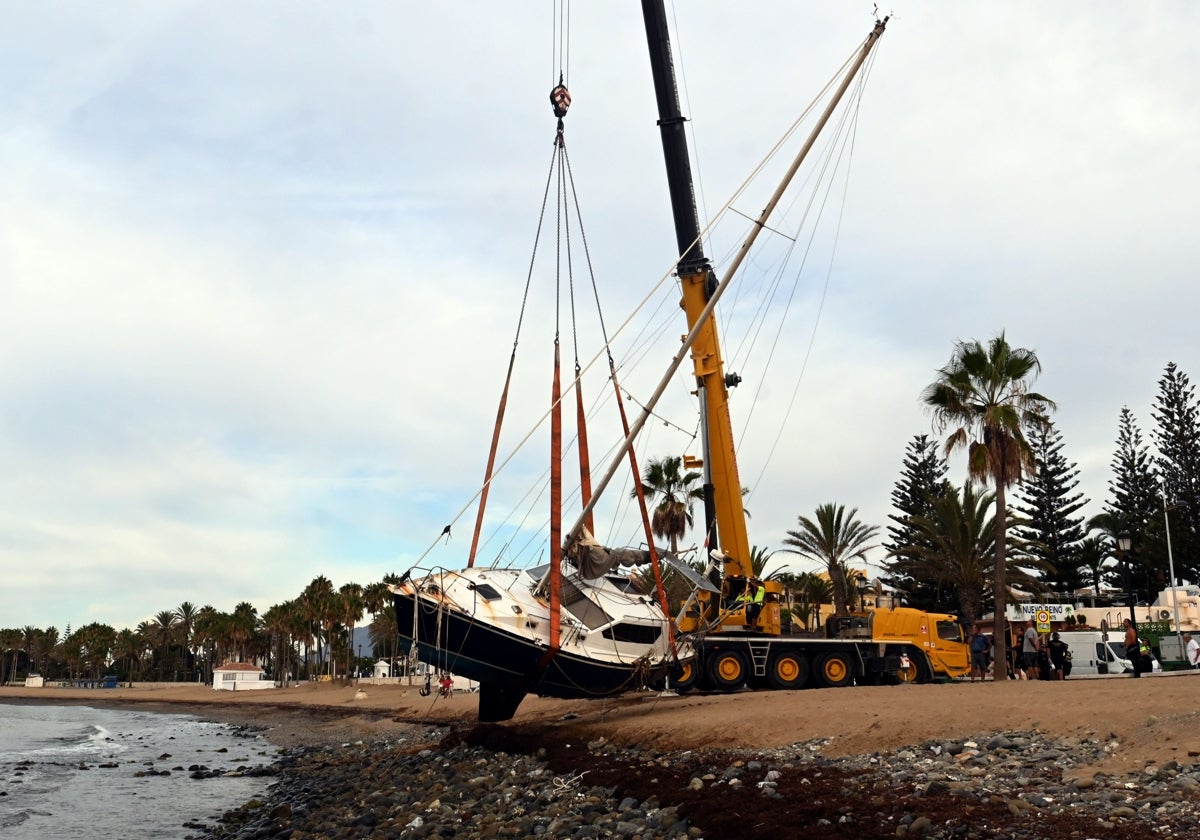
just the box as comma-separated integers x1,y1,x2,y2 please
478,679,528,722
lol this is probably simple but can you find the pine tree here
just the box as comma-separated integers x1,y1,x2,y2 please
1014,418,1088,597
1104,407,1162,600
882,434,951,611
1150,362,1200,584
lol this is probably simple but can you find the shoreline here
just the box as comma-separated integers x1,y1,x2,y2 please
4,672,1200,766
7,678,1200,838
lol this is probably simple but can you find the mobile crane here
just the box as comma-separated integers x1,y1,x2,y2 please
642,0,969,691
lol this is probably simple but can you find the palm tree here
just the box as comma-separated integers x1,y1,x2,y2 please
793,572,833,631
782,503,878,615
301,576,336,675
151,611,178,681
174,602,198,678
229,602,259,662
339,582,365,679
192,606,219,682
749,545,781,579
0,628,21,684
923,331,1055,680
1076,535,1111,597
113,628,144,682
634,456,703,553
368,609,399,675
888,481,1002,631
33,626,59,678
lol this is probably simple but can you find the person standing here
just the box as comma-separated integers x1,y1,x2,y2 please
969,625,992,682
1123,618,1142,678
1047,631,1069,680
1184,633,1199,669
1022,619,1040,680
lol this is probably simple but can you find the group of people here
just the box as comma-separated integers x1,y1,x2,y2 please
971,619,1200,680
968,621,1070,681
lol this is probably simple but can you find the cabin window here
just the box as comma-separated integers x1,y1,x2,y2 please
936,621,963,643
560,577,612,630
602,623,662,645
469,583,501,601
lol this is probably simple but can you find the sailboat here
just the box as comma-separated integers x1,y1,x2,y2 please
391,6,888,723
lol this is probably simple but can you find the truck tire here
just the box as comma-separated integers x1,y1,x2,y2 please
670,658,700,693
815,652,854,688
767,651,808,689
707,650,749,691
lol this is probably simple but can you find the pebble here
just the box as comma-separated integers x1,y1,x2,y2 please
186,725,1200,839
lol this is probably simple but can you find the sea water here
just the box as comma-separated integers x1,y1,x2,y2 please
0,702,273,839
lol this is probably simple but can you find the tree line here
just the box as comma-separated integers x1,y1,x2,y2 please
635,337,1198,681
0,575,405,685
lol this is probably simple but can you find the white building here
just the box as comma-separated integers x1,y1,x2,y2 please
212,662,275,691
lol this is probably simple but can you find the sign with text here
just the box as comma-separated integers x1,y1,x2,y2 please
1013,603,1076,621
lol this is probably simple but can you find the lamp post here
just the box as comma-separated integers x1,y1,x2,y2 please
1117,531,1135,634
357,644,362,682
1163,493,1184,660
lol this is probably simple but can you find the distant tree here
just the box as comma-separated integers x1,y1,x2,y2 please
151,611,178,681
1075,535,1111,597
888,481,997,631
749,545,781,579
1151,362,1200,583
782,503,878,615
792,572,833,631
1104,407,1162,599
301,576,336,675
262,601,298,684
883,434,951,611
1014,418,1089,597
192,606,219,682
0,629,21,684
923,332,1055,682
368,609,399,672
33,626,59,678
339,582,365,679
113,628,145,681
174,601,198,679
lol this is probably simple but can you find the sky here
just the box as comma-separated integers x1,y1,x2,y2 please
3,3,1197,632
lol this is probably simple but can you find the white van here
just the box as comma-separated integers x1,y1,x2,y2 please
1055,630,1162,676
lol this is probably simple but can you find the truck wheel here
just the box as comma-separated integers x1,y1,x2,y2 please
707,650,748,691
767,651,808,689
670,659,699,693
815,652,854,688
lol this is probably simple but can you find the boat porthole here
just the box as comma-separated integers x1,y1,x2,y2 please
511,605,523,614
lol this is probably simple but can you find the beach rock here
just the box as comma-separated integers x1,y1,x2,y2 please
186,724,1200,840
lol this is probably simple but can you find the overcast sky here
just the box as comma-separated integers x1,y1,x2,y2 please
3,3,1196,632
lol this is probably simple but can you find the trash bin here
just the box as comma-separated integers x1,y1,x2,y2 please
101,675,119,689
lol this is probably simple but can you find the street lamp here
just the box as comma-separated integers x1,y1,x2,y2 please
1117,531,1135,634
357,644,363,682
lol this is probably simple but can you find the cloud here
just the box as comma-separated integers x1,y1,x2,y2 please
2,2,1196,629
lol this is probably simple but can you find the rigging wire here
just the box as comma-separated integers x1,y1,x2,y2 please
407,32,881,573
742,43,886,503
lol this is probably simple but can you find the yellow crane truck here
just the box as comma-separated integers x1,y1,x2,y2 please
642,4,967,692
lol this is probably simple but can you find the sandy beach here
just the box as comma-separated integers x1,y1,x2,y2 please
6,672,1200,776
